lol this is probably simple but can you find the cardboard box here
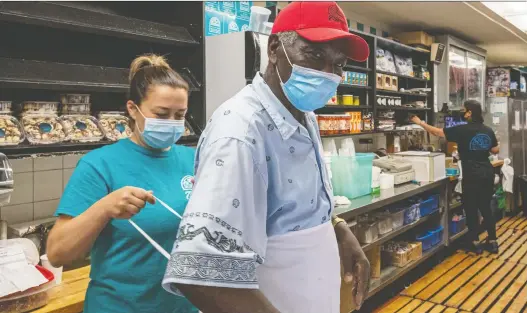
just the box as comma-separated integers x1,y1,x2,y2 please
396,31,435,48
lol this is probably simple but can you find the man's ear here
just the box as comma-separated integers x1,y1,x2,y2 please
267,34,280,66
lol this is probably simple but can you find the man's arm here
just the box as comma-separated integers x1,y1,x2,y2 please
163,137,276,312
176,285,280,313
332,216,370,309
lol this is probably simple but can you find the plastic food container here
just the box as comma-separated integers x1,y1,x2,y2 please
404,203,421,225
0,115,25,146
60,94,90,104
356,217,379,244
0,265,55,313
59,115,104,142
391,209,405,230
21,102,59,115
0,101,12,113
377,213,393,235
330,153,375,200
21,114,66,144
61,103,91,114
316,115,352,136
98,112,132,141
342,95,353,105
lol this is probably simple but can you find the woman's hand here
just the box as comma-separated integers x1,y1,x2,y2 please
334,221,370,309
102,187,156,219
410,115,422,125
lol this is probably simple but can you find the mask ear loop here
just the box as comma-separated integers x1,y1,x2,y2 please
276,41,294,84
133,104,148,134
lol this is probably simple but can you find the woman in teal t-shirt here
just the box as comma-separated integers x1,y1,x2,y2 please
46,54,198,313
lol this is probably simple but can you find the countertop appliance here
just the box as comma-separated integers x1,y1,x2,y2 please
393,151,446,182
373,157,415,185
205,31,268,120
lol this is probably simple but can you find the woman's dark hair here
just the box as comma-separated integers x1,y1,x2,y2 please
464,100,484,123
129,54,189,104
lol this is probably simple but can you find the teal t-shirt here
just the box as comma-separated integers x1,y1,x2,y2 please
56,139,198,313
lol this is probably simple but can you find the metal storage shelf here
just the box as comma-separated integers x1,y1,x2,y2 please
376,106,431,111
316,105,371,111
368,243,444,298
335,179,447,221
1,135,200,157
0,2,199,46
344,65,372,72
338,84,372,90
362,210,440,252
376,70,429,82
449,228,468,243
0,58,200,92
377,89,429,97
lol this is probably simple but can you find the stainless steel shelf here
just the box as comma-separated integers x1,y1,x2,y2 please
362,210,440,252
335,179,447,220
450,202,463,211
0,2,199,46
449,229,468,243
368,243,445,298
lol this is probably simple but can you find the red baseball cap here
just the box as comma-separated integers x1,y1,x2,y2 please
271,2,369,62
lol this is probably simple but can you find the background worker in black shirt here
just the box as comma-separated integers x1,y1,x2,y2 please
410,100,499,254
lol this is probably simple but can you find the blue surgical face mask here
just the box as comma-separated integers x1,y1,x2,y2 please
276,42,341,112
135,105,185,149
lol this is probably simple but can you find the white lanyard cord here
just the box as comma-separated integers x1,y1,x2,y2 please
128,219,170,260
127,195,181,260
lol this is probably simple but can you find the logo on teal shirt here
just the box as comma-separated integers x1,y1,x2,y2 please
181,175,194,200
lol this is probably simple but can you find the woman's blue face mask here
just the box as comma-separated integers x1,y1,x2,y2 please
276,42,341,112
135,105,185,149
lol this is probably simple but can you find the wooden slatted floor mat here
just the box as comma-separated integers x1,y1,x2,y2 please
375,216,527,313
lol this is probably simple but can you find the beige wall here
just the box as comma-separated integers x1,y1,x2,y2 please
1,154,84,225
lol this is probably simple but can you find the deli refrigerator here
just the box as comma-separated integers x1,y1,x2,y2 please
205,31,269,120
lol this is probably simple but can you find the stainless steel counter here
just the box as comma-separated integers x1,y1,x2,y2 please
334,178,448,220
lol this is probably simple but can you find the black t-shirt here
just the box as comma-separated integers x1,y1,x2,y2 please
444,122,497,162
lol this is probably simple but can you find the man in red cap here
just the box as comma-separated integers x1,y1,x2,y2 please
163,2,370,313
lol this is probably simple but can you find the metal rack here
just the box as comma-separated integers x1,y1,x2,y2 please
0,2,206,156
315,30,434,136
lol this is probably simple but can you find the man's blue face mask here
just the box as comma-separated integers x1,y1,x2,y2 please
276,41,341,112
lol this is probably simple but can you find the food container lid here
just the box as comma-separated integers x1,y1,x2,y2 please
59,114,104,142
21,114,65,144
0,115,26,146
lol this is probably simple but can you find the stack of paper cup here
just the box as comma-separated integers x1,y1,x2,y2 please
40,254,63,284
248,6,271,33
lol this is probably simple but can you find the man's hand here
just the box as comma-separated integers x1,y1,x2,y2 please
334,220,370,309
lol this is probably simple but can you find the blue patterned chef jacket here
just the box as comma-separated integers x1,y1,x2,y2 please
162,73,335,291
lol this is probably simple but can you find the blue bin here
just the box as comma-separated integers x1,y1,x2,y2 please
417,225,444,251
450,217,466,235
330,153,375,199
428,225,444,246
420,194,440,217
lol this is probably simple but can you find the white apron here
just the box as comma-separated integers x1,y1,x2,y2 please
256,222,341,313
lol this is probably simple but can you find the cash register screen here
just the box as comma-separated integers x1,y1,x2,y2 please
445,117,467,128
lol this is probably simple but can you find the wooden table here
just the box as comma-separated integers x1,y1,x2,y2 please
32,266,90,313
